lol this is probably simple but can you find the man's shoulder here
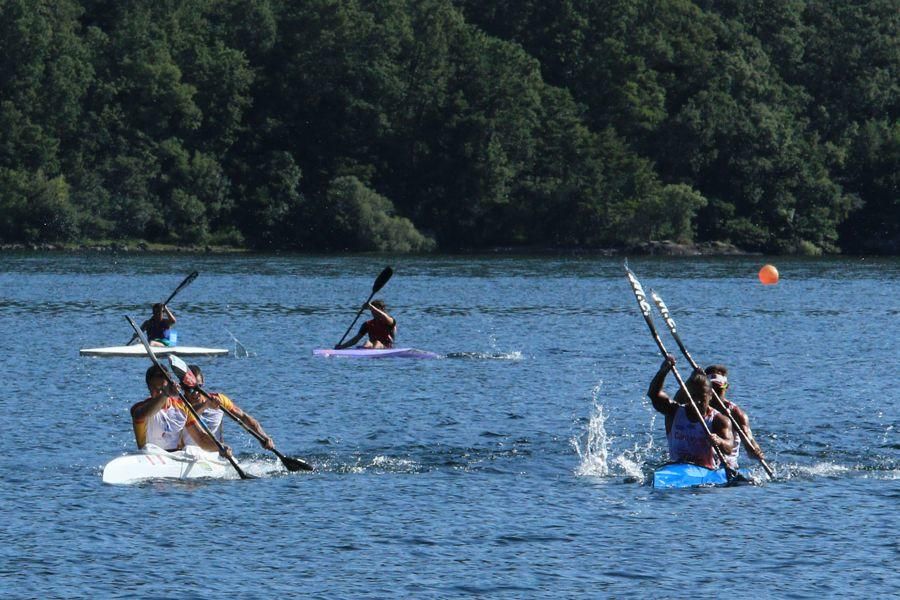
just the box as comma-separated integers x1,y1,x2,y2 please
724,399,747,416
130,396,156,418
213,392,236,410
712,410,732,429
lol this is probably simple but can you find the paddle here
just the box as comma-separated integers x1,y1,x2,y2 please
166,355,313,472
126,271,199,345
624,266,737,480
125,315,255,480
203,389,312,472
335,266,393,348
649,289,776,478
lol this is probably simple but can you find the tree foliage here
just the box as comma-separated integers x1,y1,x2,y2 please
0,0,895,253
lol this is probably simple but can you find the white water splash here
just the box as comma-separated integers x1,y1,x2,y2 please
790,462,852,478
447,350,523,361
613,450,647,482
226,329,252,358
484,333,522,360
572,385,611,477
370,455,419,471
572,385,658,483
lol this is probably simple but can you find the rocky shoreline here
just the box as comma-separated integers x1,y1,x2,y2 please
0,242,245,253
1,239,753,256
626,240,754,256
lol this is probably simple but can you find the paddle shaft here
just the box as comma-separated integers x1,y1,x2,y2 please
194,387,313,472
163,271,198,306
127,271,198,345
336,267,393,347
625,268,735,477
126,316,253,479
650,290,775,478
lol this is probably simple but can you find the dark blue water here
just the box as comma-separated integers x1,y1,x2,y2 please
0,253,897,598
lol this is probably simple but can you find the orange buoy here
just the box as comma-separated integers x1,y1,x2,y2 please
758,264,779,285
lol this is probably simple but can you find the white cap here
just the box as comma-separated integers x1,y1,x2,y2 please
708,373,728,387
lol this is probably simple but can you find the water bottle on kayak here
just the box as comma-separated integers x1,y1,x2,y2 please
166,330,178,346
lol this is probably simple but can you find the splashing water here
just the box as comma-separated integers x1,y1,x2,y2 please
446,350,523,360
573,385,611,477
572,385,659,483
226,328,252,358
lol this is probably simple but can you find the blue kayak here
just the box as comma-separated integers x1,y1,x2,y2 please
653,463,752,489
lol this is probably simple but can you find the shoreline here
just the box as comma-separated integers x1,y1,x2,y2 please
0,239,757,256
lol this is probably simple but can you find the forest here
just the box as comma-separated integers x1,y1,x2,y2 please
0,0,897,254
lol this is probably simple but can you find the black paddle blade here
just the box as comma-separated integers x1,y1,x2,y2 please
282,455,314,472
178,271,199,292
275,449,313,472
163,271,199,305
372,266,393,294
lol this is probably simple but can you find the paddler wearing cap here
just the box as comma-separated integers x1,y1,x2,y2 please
172,361,275,451
130,365,221,453
704,365,765,469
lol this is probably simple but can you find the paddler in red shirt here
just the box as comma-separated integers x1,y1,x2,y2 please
335,299,397,349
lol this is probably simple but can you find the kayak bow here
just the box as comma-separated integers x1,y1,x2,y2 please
313,347,439,359
653,463,752,489
102,445,236,484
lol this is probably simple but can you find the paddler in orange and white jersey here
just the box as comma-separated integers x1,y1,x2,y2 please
334,299,397,349
648,354,733,468
704,364,766,470
178,365,275,451
130,365,219,452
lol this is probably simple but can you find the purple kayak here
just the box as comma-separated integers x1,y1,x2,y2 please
313,347,439,359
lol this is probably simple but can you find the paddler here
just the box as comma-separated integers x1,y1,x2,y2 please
704,364,766,469
648,354,733,468
139,303,177,347
178,365,275,451
334,299,396,349
130,365,220,453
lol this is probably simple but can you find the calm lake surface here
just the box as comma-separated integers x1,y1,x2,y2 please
0,252,897,598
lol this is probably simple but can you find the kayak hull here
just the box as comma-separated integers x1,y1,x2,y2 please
313,347,439,359
653,463,752,489
102,445,235,484
81,345,229,357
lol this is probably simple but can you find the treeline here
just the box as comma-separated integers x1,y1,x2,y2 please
0,0,896,253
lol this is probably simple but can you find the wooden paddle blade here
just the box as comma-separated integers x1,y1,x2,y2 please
372,266,393,294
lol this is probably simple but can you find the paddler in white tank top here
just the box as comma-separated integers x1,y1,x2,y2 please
704,365,766,469
648,355,733,468
178,365,275,451
130,366,220,452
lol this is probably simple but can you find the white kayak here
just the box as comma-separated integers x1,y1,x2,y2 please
313,347,440,359
80,345,229,357
102,445,237,484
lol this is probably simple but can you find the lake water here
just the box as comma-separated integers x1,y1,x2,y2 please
0,252,897,598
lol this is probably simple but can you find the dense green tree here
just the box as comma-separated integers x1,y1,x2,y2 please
319,175,434,251
0,0,895,253
0,168,78,243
